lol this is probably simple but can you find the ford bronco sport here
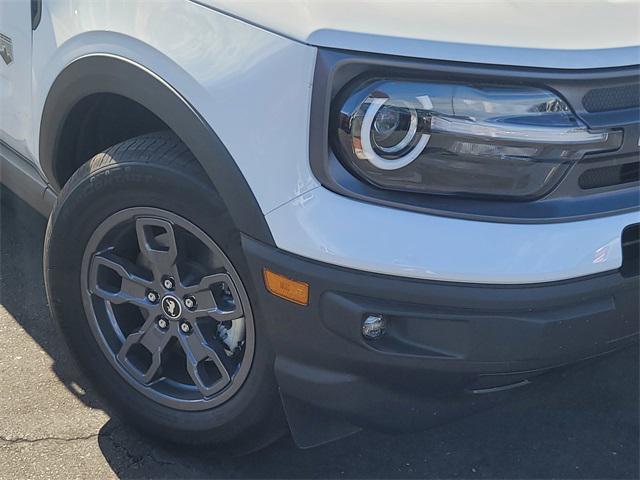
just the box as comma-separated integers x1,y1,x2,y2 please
1,0,639,451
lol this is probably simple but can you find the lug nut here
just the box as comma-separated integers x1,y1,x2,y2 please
163,277,176,290
362,314,386,340
146,290,159,304
180,322,191,334
184,296,196,310
157,317,169,330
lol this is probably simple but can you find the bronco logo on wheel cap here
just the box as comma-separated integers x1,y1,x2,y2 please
162,295,182,319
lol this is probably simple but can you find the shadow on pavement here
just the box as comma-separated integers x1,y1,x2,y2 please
0,187,106,410
1,186,638,479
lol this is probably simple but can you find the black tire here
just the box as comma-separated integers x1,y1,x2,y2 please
44,131,287,451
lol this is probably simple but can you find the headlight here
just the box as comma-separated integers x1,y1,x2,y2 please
332,80,622,200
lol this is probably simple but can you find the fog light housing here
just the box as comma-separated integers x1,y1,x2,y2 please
362,314,386,339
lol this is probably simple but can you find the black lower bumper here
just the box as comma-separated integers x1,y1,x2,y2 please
242,235,639,438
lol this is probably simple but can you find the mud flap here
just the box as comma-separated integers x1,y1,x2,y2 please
280,392,362,448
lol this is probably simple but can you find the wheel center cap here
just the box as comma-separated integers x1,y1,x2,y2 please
161,295,182,319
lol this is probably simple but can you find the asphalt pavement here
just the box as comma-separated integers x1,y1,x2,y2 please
0,186,638,479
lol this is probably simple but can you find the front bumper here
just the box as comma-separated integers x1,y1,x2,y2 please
242,235,639,436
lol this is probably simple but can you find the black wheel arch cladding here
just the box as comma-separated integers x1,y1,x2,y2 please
39,54,274,246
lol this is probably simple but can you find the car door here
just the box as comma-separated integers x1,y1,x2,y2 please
0,0,37,160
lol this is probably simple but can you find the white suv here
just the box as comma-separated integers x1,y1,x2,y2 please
1,0,639,451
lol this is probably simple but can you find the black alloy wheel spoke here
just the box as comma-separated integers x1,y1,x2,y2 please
117,317,171,384
89,252,155,311
183,273,244,322
135,217,179,277
178,324,232,397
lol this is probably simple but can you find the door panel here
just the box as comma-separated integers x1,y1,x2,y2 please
0,0,33,160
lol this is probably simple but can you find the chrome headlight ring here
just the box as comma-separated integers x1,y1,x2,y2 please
357,95,433,170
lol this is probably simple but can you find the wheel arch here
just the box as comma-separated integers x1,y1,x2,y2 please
39,54,274,245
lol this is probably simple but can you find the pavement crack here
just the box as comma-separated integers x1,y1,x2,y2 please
0,432,100,445
0,425,179,471
99,427,178,470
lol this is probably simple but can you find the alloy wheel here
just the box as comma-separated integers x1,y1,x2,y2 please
80,207,255,410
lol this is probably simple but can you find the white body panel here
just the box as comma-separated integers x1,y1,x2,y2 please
32,0,319,213
201,0,640,68
9,0,638,285
0,0,34,159
267,187,640,284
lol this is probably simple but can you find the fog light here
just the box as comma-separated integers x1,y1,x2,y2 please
362,314,386,339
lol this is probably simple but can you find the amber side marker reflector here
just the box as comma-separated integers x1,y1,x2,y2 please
263,268,309,306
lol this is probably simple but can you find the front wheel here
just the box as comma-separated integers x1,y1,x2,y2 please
44,132,286,450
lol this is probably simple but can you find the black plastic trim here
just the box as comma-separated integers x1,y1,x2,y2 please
242,235,639,432
31,0,42,31
0,140,53,216
39,55,274,245
310,48,640,224
621,224,640,277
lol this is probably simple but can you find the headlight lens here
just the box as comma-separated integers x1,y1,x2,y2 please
333,80,621,199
